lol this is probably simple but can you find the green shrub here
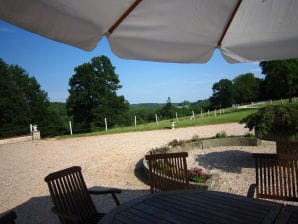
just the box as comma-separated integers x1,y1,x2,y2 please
191,135,200,142
240,104,298,138
244,132,254,137
215,131,227,138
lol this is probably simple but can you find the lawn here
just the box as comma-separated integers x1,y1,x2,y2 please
59,98,298,139
60,108,257,138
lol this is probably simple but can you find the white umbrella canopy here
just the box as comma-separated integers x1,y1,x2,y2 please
0,0,298,63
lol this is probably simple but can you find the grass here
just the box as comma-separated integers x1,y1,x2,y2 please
58,108,257,139
240,97,297,108
57,99,298,139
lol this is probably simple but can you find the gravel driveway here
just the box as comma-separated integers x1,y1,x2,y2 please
0,123,283,223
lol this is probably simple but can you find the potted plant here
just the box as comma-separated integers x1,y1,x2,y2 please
240,104,298,154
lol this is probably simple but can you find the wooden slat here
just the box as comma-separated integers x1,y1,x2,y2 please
137,203,195,224
145,198,222,224
275,205,298,224
252,153,298,202
99,191,284,224
44,166,99,223
255,156,260,197
145,152,189,193
278,159,283,197
275,160,279,197
271,158,275,195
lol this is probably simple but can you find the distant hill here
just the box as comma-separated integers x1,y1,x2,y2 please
130,100,209,111
130,103,164,110
50,101,210,112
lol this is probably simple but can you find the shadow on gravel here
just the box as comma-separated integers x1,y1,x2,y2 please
134,158,149,186
194,149,255,174
1,188,149,224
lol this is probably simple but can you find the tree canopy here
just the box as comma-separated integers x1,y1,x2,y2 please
210,79,235,108
233,73,262,104
260,59,298,102
157,97,176,119
0,59,65,138
66,56,130,133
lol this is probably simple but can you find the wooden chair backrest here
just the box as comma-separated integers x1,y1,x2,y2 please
145,152,189,193
44,166,97,223
276,141,298,154
253,153,298,202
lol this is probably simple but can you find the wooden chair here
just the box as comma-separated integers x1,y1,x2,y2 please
0,211,17,224
247,153,298,202
145,152,189,193
44,166,121,224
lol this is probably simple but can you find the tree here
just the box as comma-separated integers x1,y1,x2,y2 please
0,59,64,138
190,99,210,113
66,56,130,133
233,73,262,104
260,59,298,102
210,79,235,108
158,97,176,120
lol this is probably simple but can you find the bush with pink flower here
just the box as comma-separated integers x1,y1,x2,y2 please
187,167,211,183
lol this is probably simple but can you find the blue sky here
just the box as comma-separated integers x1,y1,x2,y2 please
0,20,262,104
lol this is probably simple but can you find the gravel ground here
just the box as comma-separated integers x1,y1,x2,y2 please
0,123,295,223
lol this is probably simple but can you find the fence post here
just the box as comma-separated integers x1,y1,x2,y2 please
29,124,33,135
134,115,137,127
69,121,73,135
201,110,203,118
214,109,217,117
176,112,179,122
155,114,158,125
190,111,195,120
105,118,107,131
208,110,210,117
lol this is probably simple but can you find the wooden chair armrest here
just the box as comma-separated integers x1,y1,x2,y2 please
247,184,256,198
88,188,122,195
88,188,122,206
51,207,81,223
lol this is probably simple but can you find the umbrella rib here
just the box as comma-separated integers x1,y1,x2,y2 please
108,0,142,35
217,0,242,48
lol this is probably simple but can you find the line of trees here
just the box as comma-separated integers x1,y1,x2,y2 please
210,73,262,109
0,57,297,138
209,59,298,109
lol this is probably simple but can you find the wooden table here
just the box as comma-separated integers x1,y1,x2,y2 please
99,190,284,224
275,205,298,224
